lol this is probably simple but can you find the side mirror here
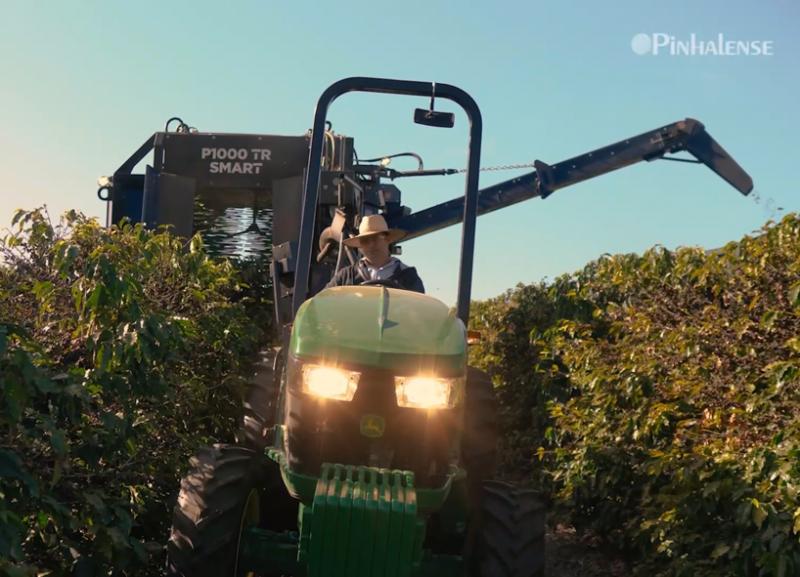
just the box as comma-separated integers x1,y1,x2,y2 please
414,108,455,128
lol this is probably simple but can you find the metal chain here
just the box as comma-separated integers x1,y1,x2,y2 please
457,162,538,173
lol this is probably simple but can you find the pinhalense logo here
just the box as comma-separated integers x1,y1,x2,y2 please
631,33,774,56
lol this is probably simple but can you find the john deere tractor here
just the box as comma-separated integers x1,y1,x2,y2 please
99,77,753,576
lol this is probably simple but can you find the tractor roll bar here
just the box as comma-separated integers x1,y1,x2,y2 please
292,77,483,325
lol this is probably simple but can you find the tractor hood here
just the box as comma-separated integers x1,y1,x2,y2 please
290,286,466,375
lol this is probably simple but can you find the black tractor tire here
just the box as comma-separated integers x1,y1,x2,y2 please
167,444,293,577
473,481,546,577
237,347,280,451
462,367,499,489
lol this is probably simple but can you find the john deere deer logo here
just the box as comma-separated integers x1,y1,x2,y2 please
360,414,385,438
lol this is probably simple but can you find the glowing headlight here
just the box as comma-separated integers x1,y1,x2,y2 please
301,364,360,401
394,376,463,409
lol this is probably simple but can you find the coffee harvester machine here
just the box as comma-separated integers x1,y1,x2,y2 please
98,77,753,577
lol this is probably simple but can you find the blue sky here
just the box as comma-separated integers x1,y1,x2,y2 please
1,0,797,304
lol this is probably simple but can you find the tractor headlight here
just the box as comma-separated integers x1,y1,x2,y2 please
394,376,464,409
301,364,360,401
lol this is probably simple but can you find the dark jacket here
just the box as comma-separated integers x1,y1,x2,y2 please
326,259,425,293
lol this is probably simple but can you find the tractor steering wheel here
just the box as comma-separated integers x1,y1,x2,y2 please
360,278,402,289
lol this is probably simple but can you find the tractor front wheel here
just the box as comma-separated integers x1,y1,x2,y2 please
237,347,280,451
167,445,272,577
474,481,546,577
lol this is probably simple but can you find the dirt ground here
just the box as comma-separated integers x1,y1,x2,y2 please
546,524,631,577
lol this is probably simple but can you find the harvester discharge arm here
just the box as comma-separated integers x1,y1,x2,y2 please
389,118,753,241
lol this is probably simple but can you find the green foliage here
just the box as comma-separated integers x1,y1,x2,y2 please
0,209,270,575
470,214,800,576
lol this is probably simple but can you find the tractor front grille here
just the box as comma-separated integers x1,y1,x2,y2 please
285,369,462,488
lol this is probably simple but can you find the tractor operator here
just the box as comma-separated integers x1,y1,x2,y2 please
326,215,425,293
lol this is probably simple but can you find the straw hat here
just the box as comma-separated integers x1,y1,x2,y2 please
342,215,407,247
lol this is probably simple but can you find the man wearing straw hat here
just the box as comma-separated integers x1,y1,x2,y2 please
326,215,425,293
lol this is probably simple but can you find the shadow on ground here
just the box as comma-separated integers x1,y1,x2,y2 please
547,524,630,577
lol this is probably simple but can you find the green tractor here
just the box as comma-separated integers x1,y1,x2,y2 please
165,78,546,577
166,294,534,577
100,76,753,576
